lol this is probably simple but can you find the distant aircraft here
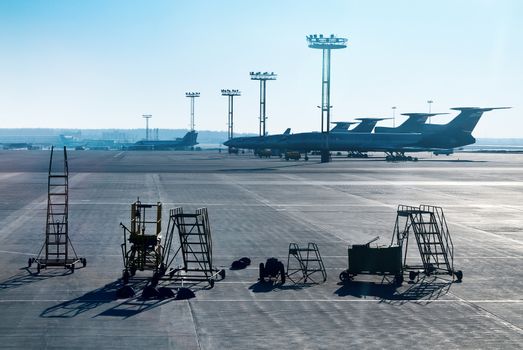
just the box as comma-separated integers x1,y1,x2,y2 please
376,108,510,156
331,118,389,134
0,142,33,150
224,107,510,161
127,131,198,150
374,113,448,133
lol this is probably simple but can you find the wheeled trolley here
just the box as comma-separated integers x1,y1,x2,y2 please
259,258,286,284
339,237,404,285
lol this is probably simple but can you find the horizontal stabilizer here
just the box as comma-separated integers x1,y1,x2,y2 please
450,107,512,112
400,113,449,117
355,117,392,121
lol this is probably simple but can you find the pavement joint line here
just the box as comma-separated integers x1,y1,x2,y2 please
450,291,523,334
217,173,345,243
0,299,521,303
186,300,203,350
452,221,523,246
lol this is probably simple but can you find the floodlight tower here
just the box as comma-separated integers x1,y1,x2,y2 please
427,100,434,123
142,114,152,141
221,89,241,141
185,92,200,131
307,34,348,162
250,72,277,136
392,106,397,127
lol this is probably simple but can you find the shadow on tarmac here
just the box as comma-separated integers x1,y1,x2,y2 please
0,267,72,291
39,277,208,319
334,275,453,305
248,280,312,293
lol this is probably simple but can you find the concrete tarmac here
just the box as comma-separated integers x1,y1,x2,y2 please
0,150,522,349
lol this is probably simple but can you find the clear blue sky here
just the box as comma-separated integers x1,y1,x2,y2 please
1,0,521,137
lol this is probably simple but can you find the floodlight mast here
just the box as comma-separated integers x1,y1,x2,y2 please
221,89,241,142
185,92,200,131
250,72,277,136
142,114,152,141
392,106,397,127
427,100,434,123
307,34,347,163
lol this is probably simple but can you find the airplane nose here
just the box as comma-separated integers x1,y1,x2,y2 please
223,140,231,146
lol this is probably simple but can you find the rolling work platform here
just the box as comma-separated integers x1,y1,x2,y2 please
286,243,327,284
29,146,85,273
392,205,462,281
165,207,225,288
120,200,170,284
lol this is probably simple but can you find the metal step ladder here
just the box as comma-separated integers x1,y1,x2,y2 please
393,205,454,277
31,146,85,272
286,242,327,283
166,207,224,288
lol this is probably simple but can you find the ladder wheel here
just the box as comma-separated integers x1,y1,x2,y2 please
82,258,87,267
259,263,266,281
454,270,463,282
209,279,215,289
130,265,137,276
70,264,75,273
219,269,226,279
36,263,41,274
28,258,33,268
394,274,403,286
123,270,130,284
409,271,418,281
279,262,286,285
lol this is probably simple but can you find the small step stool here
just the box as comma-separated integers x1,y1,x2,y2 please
286,242,327,284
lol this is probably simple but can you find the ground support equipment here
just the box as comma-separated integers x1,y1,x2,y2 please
120,200,170,284
164,207,225,288
259,258,286,284
339,236,403,285
392,205,462,282
30,146,85,273
286,243,327,283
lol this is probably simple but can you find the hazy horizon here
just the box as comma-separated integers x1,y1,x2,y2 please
1,0,521,137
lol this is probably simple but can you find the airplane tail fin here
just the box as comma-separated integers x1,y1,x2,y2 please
283,128,291,135
352,118,390,133
182,131,198,145
398,113,448,132
447,107,511,133
330,121,356,132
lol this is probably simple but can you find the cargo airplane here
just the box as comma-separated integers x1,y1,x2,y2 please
224,107,510,161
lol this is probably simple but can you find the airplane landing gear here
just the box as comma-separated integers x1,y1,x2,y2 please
347,151,368,158
386,152,418,162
